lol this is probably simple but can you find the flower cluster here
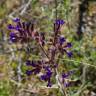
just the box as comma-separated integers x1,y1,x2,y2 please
55,19,65,25
8,18,46,48
62,70,74,87
25,60,42,76
41,66,52,87
48,21,72,58
57,36,72,57
62,70,74,79
8,18,73,87
25,59,53,87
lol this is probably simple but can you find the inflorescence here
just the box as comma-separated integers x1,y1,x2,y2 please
8,18,73,87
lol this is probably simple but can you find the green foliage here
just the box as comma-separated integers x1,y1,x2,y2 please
0,80,11,96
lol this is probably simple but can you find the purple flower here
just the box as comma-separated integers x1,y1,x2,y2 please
40,73,52,87
31,60,36,67
8,19,35,43
62,73,69,78
60,20,65,25
9,18,73,88
13,18,20,22
43,66,50,72
62,70,74,79
26,60,32,66
41,75,47,80
47,79,52,87
10,32,18,42
55,20,60,25
43,66,52,78
64,82,70,87
40,66,52,87
66,43,72,48
8,24,14,29
15,25,21,30
47,71,52,77
26,68,40,76
59,36,66,45
56,20,65,25
26,60,36,67
26,70,33,76
25,60,42,76
67,51,73,57
33,68,40,74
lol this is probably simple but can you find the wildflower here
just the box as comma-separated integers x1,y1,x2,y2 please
26,70,33,76
62,73,69,78
54,19,65,33
33,68,41,75
62,48,73,57
26,60,36,67
62,70,74,79
43,66,50,72
26,68,41,76
58,36,72,57
55,19,65,25
8,18,45,44
10,32,18,42
47,79,52,87
13,18,20,22
62,70,74,87
26,60,31,66
41,75,47,81
9,18,73,88
41,66,52,87
59,36,66,45
8,24,14,29
64,82,70,87
66,51,73,57
8,18,35,43
65,42,72,48
26,60,42,76
15,25,21,30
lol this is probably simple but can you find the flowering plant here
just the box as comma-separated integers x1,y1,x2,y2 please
8,18,73,95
